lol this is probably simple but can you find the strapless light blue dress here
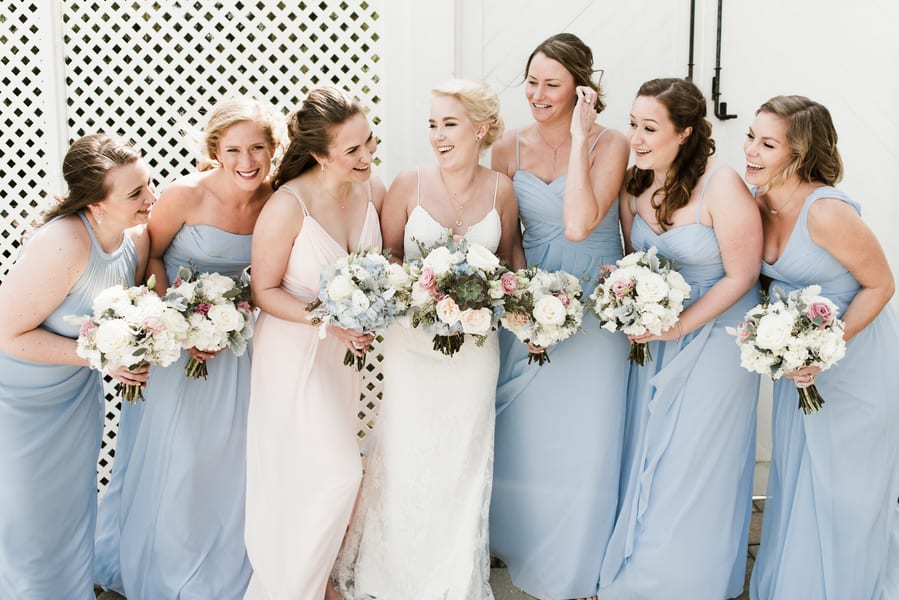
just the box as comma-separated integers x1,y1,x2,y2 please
94,224,253,599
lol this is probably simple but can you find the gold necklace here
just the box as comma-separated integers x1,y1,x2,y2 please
321,178,351,209
438,169,477,227
536,128,570,178
764,184,803,215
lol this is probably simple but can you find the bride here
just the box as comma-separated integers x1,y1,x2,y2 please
333,79,523,598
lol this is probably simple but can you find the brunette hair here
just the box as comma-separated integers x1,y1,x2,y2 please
41,133,141,224
431,79,505,149
272,86,364,190
755,95,843,187
626,78,715,231
525,32,606,114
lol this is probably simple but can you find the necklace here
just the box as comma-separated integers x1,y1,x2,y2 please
536,129,570,178
321,179,351,209
438,169,477,227
763,185,803,215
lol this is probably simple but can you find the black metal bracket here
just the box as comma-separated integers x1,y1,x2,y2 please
711,0,738,120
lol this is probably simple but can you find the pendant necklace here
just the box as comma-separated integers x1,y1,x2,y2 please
765,184,803,215
537,129,570,179
438,169,476,227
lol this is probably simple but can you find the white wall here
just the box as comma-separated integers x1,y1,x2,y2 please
380,0,899,495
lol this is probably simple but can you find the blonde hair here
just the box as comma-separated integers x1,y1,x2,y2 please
431,79,504,149
197,97,284,171
755,95,843,188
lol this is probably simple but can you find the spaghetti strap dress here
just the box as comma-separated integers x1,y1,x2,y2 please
599,166,761,599
750,186,899,600
94,224,254,598
489,130,630,599
0,212,137,600
334,171,501,599
244,185,382,600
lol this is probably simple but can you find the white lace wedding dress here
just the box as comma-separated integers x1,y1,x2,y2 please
333,196,501,599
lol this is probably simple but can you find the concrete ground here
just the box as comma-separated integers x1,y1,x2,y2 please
96,499,763,600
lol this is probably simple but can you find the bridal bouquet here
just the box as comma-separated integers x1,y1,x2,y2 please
728,285,846,414
68,276,187,403
590,246,691,365
405,236,507,357
499,266,584,365
307,249,409,370
163,265,254,379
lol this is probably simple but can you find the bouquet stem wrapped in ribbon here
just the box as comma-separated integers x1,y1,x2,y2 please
728,285,847,414
589,246,691,365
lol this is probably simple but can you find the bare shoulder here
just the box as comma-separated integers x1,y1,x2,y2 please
490,129,517,176
154,173,206,217
705,163,753,205
16,214,91,275
807,193,860,228
368,175,387,211
594,125,628,150
386,168,419,196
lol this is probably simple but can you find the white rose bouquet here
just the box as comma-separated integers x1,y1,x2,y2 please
307,249,409,371
405,235,507,357
589,246,692,365
67,275,187,403
727,284,846,414
499,266,584,365
162,265,255,380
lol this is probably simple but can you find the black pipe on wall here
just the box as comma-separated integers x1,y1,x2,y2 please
711,0,738,120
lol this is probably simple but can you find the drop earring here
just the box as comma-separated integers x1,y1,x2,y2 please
96,210,104,225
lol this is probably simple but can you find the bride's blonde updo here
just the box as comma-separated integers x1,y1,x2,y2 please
431,79,504,150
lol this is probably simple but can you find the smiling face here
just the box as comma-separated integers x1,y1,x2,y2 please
320,112,377,182
95,159,156,229
744,111,793,188
217,120,275,193
627,95,691,174
429,93,484,167
524,52,577,123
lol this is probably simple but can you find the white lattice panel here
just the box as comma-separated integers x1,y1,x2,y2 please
0,0,384,494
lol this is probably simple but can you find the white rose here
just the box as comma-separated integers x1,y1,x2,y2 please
185,314,222,350
634,271,668,304
93,319,134,361
208,303,244,332
410,283,434,306
740,345,775,375
386,263,412,288
459,307,493,335
754,311,796,351
423,246,456,275
351,289,371,315
92,285,131,316
466,243,500,273
435,296,461,325
533,295,566,326
618,250,645,268
199,273,237,298
160,308,190,339
326,274,356,301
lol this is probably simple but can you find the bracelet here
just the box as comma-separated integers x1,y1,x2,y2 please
676,322,684,341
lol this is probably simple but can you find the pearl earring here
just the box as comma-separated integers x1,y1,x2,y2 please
96,210,103,225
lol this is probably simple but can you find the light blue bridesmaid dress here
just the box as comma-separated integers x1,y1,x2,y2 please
599,167,761,600
489,131,630,599
94,224,253,599
750,187,899,600
0,212,137,600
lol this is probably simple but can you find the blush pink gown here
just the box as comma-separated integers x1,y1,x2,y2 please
244,185,381,600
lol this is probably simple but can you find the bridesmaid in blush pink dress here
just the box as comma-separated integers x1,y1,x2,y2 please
244,87,384,600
